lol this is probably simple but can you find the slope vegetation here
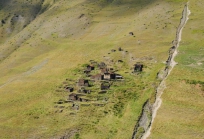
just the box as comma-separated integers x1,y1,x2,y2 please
0,0,203,139
149,0,204,138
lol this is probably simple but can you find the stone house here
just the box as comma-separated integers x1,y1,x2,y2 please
134,63,143,72
65,87,74,92
90,74,103,81
78,79,89,87
101,82,110,90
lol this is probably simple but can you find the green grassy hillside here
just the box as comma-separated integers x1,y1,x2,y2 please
149,0,204,138
0,0,203,138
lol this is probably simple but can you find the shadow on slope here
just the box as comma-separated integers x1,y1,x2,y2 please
0,0,52,37
88,0,158,8
0,0,12,9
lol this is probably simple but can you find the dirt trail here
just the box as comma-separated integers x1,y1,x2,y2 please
131,2,191,139
141,3,191,139
0,59,48,89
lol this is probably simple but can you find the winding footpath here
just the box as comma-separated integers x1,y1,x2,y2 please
0,59,48,89
141,2,191,139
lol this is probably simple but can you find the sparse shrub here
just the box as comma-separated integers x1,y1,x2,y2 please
81,63,89,67
104,111,108,114
74,133,81,139
113,101,124,117
135,127,145,139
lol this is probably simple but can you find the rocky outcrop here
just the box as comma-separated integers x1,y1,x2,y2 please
132,100,152,139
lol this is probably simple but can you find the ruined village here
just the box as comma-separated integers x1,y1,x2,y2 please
54,47,144,113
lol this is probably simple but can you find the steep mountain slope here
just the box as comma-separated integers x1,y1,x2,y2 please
148,1,204,139
0,0,203,138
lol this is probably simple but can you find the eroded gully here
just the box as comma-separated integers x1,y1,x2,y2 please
132,2,191,139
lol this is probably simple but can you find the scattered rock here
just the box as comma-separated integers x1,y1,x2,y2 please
78,14,85,19
129,32,134,35
1,19,5,24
